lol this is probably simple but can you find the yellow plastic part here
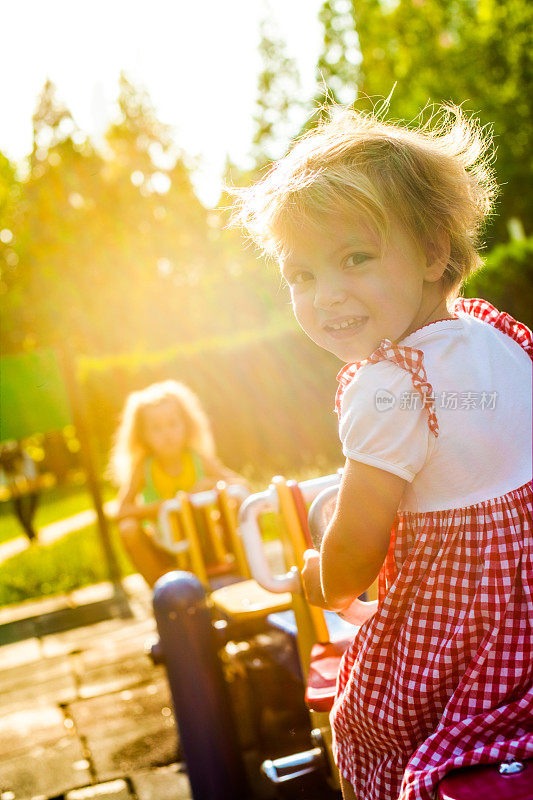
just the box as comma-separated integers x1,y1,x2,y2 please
274,478,330,644
309,713,340,790
203,503,230,565
166,509,189,571
217,483,251,579
176,491,209,586
211,579,292,621
273,477,342,788
367,578,379,601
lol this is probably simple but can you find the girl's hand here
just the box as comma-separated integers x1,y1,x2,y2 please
191,476,226,493
201,455,250,490
115,501,161,521
301,549,330,609
302,547,378,622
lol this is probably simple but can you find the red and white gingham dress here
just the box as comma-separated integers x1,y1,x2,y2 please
331,299,533,800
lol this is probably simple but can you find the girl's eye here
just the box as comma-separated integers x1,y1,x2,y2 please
344,252,370,268
289,270,314,286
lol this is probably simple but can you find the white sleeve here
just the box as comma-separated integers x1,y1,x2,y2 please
338,361,431,482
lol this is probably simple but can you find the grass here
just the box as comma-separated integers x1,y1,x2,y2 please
0,460,341,607
0,482,116,545
0,515,286,608
0,524,134,607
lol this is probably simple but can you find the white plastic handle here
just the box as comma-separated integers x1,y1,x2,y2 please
238,487,301,593
238,473,341,595
308,485,340,548
157,483,250,553
297,472,341,505
157,497,188,553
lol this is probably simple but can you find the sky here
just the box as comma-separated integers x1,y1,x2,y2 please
1,0,323,205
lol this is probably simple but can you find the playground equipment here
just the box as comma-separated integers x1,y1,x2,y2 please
157,482,293,624
238,474,376,791
153,476,533,800
154,474,347,799
157,483,251,585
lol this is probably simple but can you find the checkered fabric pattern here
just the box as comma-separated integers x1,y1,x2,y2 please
330,301,533,799
335,340,440,436
454,297,533,360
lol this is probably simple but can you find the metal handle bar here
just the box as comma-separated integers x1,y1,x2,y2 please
157,483,250,553
308,485,340,548
238,473,341,594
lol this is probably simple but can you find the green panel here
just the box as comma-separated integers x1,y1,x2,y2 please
0,350,72,441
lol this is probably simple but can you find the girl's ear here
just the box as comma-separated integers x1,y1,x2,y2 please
424,229,450,282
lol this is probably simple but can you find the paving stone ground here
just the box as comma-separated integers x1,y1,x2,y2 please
0,575,191,800
0,552,339,800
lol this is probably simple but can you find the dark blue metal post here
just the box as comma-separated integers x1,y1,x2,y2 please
153,571,250,800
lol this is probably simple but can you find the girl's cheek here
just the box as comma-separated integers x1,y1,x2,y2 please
291,297,308,323
290,284,311,305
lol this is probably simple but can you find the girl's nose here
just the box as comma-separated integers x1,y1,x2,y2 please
313,276,348,309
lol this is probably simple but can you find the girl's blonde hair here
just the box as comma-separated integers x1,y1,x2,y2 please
232,104,497,299
107,380,216,487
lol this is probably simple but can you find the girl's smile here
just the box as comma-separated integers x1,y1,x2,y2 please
281,215,451,363
322,315,369,338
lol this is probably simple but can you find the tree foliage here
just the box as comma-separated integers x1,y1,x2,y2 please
1,76,283,356
250,17,305,170
316,0,533,239
2,8,531,356
314,0,360,112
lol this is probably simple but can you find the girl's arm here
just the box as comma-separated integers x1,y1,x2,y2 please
302,458,406,611
192,454,249,492
115,462,161,521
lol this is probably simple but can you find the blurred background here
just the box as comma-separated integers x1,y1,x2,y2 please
0,0,531,602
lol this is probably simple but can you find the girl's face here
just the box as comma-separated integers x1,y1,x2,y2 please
281,214,440,363
141,399,186,459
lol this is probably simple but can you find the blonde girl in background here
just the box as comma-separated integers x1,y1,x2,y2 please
234,106,532,800
109,380,245,587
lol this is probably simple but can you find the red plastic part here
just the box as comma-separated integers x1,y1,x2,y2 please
288,481,314,548
305,640,351,712
438,759,533,799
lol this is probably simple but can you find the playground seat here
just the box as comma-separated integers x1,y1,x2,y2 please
210,578,291,622
209,478,338,630
267,608,356,642
267,608,356,688
160,482,292,626
305,639,352,712
437,758,533,799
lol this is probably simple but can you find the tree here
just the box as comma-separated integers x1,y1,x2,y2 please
31,78,78,168
2,74,288,356
106,72,174,173
250,17,306,171
0,152,24,352
314,0,360,115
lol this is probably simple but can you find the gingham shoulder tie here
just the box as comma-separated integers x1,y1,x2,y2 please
335,339,439,437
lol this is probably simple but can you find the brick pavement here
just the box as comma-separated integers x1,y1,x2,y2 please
0,575,192,800
0,549,339,800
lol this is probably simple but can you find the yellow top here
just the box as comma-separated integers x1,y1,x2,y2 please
143,449,203,502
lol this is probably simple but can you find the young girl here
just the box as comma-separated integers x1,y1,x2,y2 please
108,380,245,587
234,107,532,799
